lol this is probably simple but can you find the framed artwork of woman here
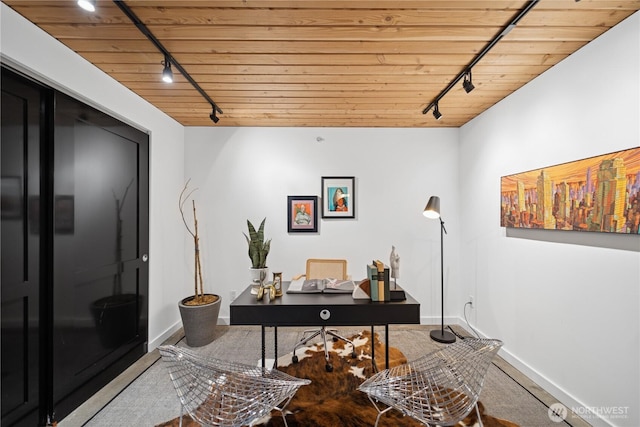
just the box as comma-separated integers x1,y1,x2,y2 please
321,176,355,218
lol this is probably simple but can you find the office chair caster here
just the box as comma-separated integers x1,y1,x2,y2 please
325,363,333,372
292,354,299,363
350,351,357,358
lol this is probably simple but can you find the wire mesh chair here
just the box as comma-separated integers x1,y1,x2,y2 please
158,345,311,427
358,338,503,427
291,258,357,372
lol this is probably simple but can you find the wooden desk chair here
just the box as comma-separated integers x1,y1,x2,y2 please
291,258,357,372
305,258,347,282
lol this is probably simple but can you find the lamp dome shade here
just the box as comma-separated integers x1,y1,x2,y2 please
423,196,440,219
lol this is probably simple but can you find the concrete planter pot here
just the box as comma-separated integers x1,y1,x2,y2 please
178,294,221,347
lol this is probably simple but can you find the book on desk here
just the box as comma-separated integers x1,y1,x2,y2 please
366,260,406,302
367,260,391,301
287,277,356,294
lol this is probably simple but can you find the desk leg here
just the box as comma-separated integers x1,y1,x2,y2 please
385,324,389,370
261,325,266,368
273,326,278,369
370,325,376,372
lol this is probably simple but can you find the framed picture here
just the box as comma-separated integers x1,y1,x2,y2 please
500,146,640,234
287,195,318,232
321,176,355,218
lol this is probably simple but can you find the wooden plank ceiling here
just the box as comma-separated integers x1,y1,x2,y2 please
3,0,639,127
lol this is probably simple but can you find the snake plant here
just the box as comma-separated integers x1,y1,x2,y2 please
244,218,271,269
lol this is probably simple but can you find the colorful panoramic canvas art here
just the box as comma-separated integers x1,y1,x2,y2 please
500,147,640,234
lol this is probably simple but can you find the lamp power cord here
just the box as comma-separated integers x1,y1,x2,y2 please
449,301,481,340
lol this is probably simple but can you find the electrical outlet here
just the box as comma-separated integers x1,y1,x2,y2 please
468,295,474,308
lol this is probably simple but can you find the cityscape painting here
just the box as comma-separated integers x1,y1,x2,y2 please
501,146,640,234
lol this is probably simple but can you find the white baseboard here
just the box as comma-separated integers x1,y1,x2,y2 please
148,322,183,351
147,317,231,351
496,347,614,427
448,317,615,427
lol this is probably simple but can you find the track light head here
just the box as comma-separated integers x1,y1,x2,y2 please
433,103,442,120
77,0,96,12
462,70,475,93
161,57,173,83
210,107,219,124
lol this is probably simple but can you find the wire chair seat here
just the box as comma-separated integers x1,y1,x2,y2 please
158,345,311,427
358,338,503,427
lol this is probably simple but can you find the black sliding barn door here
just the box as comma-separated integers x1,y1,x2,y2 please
1,68,149,426
1,66,44,427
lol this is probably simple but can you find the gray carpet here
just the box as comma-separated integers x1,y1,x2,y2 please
63,325,590,427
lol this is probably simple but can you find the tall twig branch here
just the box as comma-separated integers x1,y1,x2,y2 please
179,180,205,301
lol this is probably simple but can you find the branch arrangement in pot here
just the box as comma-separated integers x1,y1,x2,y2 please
178,180,220,347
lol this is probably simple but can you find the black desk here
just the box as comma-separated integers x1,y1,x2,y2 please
230,282,420,369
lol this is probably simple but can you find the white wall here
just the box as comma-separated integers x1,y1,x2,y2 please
183,127,461,324
459,13,640,427
1,3,187,349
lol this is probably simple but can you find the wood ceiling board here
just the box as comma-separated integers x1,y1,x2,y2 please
3,0,638,128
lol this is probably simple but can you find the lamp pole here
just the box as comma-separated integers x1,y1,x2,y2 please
429,215,456,344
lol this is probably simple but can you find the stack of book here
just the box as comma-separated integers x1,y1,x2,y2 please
366,260,390,302
363,260,406,301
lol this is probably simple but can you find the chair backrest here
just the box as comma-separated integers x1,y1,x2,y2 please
158,345,310,426
306,258,347,280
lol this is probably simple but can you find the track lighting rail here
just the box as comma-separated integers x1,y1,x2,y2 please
112,0,223,116
422,0,540,117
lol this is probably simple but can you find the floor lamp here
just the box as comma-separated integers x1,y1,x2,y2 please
423,196,456,344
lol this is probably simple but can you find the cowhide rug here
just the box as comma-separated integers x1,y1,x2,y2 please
156,330,519,427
